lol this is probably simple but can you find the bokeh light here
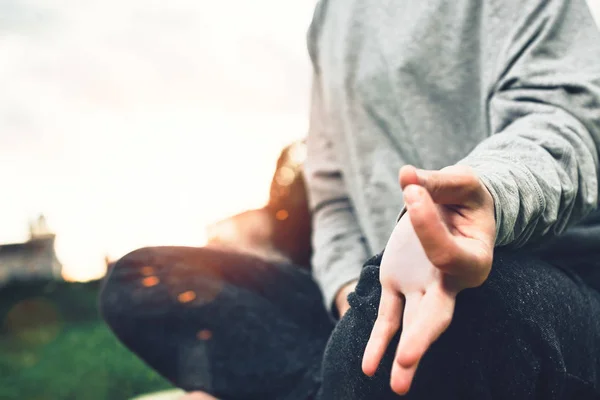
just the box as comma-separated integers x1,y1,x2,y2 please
141,276,160,288
4,298,62,348
275,210,289,221
196,329,213,341
177,290,197,304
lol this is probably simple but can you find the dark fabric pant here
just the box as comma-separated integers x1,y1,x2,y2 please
100,246,600,399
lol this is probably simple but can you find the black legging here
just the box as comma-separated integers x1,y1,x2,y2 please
99,247,332,399
100,247,600,399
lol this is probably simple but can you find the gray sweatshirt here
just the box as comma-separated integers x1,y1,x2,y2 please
304,0,600,311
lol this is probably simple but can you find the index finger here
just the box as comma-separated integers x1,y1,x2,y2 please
404,185,466,273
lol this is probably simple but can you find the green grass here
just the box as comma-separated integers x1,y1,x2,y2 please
0,279,173,400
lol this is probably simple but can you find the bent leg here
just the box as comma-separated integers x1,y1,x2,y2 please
99,246,333,400
319,251,600,399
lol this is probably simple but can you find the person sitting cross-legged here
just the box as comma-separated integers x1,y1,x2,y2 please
100,0,600,398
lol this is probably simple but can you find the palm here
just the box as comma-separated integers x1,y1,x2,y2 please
382,207,462,295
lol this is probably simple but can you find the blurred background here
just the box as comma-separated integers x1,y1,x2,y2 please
0,0,598,399
0,0,316,398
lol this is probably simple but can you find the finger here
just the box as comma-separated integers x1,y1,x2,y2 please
396,287,455,368
404,185,465,272
398,165,420,189
386,293,421,394
390,359,419,395
362,288,404,376
401,292,421,329
452,236,494,287
402,165,483,206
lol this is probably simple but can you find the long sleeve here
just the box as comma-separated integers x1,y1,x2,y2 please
461,0,600,248
304,76,370,312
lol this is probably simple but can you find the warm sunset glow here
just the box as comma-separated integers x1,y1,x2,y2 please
62,268,107,283
0,0,313,283
276,167,296,186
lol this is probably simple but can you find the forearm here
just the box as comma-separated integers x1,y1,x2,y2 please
461,107,600,247
461,0,600,247
305,70,370,313
311,199,369,312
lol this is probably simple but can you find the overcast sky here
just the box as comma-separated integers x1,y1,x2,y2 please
0,0,598,281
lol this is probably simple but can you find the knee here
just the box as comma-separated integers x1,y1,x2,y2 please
320,265,399,399
452,251,568,335
320,253,570,399
99,246,163,327
99,246,230,325
405,253,572,397
416,253,579,397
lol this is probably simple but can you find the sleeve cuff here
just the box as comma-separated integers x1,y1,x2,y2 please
458,154,544,247
319,261,363,318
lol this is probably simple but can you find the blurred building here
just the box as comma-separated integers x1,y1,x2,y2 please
0,215,63,286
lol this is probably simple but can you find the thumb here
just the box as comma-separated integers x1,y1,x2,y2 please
399,165,483,206
403,184,466,272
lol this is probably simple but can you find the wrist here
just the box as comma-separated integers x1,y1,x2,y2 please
335,280,358,317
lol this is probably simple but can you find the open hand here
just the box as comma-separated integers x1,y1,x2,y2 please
361,165,496,395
